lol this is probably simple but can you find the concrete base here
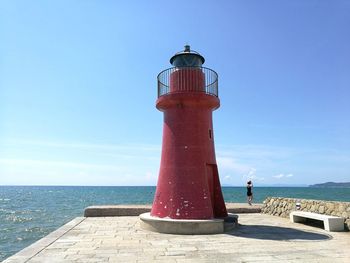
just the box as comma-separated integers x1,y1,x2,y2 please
139,213,238,235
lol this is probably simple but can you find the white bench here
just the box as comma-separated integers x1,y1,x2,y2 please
290,211,344,232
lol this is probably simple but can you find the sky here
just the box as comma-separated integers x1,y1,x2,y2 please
0,0,349,186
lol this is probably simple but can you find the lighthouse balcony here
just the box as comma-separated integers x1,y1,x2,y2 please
157,67,218,98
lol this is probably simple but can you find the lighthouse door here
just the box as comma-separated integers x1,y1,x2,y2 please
206,164,227,218
206,164,216,214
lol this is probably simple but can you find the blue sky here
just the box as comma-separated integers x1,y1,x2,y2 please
1,0,349,186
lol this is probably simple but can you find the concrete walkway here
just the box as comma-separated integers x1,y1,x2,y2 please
4,213,350,262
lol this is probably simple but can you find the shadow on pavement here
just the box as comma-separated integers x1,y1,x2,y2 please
227,224,331,241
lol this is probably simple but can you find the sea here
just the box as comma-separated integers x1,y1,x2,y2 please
1,186,349,261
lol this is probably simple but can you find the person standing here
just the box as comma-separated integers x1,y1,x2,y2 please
247,181,253,205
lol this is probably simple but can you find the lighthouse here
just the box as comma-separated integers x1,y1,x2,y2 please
140,46,235,234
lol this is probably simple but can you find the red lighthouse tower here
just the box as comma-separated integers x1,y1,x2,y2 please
151,45,228,220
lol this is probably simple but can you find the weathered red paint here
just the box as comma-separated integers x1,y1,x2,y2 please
151,66,227,220
170,68,205,93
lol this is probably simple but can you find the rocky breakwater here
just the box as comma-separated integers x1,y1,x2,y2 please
261,197,350,231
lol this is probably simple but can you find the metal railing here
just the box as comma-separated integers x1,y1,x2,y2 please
157,67,218,98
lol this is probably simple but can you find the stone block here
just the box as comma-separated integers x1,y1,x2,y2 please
319,206,325,214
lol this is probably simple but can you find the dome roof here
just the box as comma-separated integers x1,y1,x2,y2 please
170,45,205,65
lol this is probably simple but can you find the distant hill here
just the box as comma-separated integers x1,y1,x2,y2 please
309,182,350,188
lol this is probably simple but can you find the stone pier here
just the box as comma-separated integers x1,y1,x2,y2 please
3,203,350,262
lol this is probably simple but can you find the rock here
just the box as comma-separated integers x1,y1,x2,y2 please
342,212,348,218
318,206,325,214
326,203,335,210
311,205,315,212
345,219,350,231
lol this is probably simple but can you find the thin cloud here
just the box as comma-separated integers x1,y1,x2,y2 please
0,158,127,172
0,139,163,185
243,168,265,182
216,156,253,174
273,173,294,179
4,138,161,152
